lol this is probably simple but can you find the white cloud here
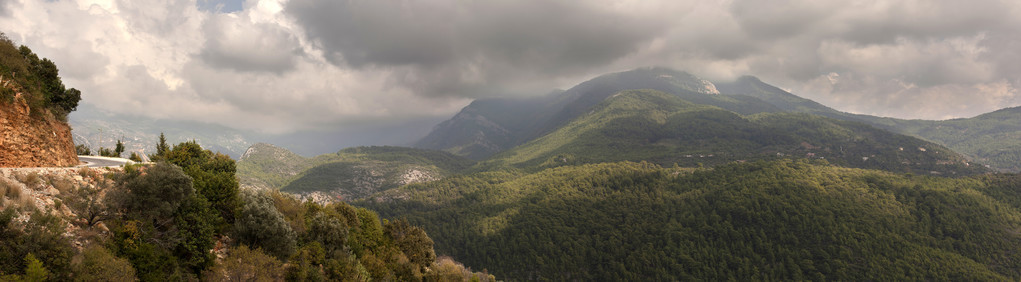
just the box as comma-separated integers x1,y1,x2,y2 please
1,0,1020,135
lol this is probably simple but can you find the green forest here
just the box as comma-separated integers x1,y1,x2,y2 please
478,90,985,176
361,159,1021,280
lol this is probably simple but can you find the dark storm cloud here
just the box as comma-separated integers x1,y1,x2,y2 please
285,0,669,97
197,14,302,74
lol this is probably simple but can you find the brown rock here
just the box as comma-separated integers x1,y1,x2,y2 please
0,94,79,167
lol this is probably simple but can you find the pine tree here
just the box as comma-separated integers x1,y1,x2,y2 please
155,132,170,160
114,140,125,158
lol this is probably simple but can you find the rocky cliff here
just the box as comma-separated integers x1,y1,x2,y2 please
0,92,79,167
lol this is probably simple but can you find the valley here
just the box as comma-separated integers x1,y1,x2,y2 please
9,1,1021,280
230,67,1021,280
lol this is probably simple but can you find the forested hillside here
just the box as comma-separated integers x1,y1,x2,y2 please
857,107,1021,172
361,160,1021,280
418,67,1021,172
238,145,474,200
478,90,985,176
416,67,786,160
713,75,1021,172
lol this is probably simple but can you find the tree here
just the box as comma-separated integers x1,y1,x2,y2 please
112,162,194,224
384,219,435,272
98,147,115,157
23,253,50,282
61,183,112,228
114,140,125,158
234,190,296,259
53,88,80,114
129,152,142,162
75,144,91,156
152,133,170,161
108,162,222,278
166,141,241,226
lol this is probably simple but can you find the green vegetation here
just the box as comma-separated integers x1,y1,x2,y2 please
238,144,475,199
280,146,474,198
75,144,91,156
417,67,788,160
0,209,74,280
478,90,985,176
856,107,1021,172
2,139,491,281
361,160,1021,280
0,32,80,120
236,143,312,190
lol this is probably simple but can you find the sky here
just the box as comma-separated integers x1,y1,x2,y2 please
2,0,1020,135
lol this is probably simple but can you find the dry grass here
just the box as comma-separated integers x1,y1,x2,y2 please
0,178,34,210
15,172,42,189
1,178,20,200
79,167,98,180
48,175,74,194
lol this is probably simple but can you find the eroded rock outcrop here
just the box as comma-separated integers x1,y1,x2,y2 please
0,93,78,167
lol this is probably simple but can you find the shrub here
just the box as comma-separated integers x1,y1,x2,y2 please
234,189,296,259
72,245,137,281
75,144,91,156
202,245,284,282
17,172,42,189
1,178,21,200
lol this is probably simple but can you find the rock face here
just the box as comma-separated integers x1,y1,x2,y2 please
0,93,79,167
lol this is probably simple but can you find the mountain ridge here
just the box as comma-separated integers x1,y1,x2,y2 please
418,67,1021,172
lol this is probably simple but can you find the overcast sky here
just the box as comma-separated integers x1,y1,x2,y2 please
2,0,1019,134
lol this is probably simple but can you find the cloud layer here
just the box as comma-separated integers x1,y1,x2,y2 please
2,0,1020,133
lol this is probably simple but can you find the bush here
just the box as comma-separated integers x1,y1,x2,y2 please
234,190,296,259
202,245,284,282
75,144,91,156
72,245,137,281
113,162,194,222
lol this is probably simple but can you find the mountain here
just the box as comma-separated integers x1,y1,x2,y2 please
477,89,985,176
237,144,475,200
236,143,312,190
850,107,1021,172
715,75,843,117
712,75,1021,172
70,104,446,160
421,67,1021,172
360,159,1021,280
416,67,785,160
70,105,252,159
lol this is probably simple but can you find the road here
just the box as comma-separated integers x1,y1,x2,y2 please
78,156,134,168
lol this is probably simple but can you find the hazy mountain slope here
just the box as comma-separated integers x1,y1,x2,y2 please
714,75,1021,172
479,89,985,176
416,67,784,160
279,146,475,200
414,96,553,160
524,67,782,142
361,160,1021,280
851,107,1021,172
715,76,842,117
70,105,252,159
